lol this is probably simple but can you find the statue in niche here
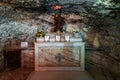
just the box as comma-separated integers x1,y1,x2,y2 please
53,5,64,32
54,14,64,32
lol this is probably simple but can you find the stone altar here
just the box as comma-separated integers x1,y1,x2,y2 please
35,41,85,71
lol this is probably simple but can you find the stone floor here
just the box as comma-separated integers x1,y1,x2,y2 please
0,68,33,80
0,67,113,80
0,68,94,80
27,71,94,80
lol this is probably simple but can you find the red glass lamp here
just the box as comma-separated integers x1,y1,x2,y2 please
53,5,63,10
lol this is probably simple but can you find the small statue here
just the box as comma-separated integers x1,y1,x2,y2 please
54,14,64,32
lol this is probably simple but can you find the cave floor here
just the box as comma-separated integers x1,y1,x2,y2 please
0,68,94,80
0,68,33,80
27,71,94,80
0,67,112,80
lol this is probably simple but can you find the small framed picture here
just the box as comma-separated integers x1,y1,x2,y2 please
45,35,50,42
21,42,28,48
65,35,70,42
56,35,60,42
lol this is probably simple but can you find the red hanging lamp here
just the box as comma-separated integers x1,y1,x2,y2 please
53,5,63,10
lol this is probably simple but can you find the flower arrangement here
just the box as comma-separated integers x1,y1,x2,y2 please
36,31,45,37
36,27,46,37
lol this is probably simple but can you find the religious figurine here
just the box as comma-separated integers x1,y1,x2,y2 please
54,14,64,32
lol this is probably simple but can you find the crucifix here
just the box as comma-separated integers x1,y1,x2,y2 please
55,53,64,63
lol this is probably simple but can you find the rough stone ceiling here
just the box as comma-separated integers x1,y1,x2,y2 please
0,0,98,8
0,0,98,14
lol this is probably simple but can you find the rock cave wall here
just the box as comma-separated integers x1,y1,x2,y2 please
0,0,120,80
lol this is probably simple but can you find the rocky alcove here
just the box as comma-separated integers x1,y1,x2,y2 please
0,0,120,80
